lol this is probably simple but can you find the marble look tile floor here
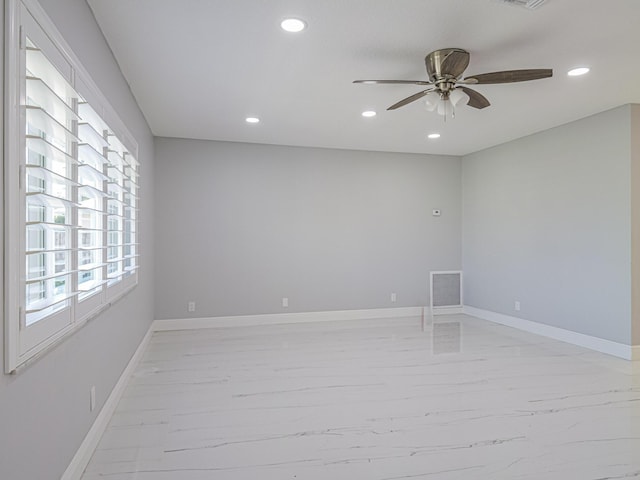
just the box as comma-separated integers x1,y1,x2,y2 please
81,314,640,479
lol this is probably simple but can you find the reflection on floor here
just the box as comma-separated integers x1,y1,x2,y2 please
81,314,640,479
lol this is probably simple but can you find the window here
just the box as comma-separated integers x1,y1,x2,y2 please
4,0,140,372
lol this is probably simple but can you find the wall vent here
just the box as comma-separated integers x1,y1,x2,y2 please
430,271,463,315
495,0,547,10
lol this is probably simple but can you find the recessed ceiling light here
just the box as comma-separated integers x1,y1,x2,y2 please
280,18,306,33
568,67,590,76
428,133,441,139
362,110,376,118
245,117,260,124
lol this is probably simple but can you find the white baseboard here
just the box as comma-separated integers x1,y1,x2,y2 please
464,305,637,360
154,306,423,331
60,325,154,480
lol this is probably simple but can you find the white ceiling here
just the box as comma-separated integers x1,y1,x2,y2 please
86,0,640,156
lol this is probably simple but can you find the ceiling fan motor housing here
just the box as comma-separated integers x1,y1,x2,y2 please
425,48,470,83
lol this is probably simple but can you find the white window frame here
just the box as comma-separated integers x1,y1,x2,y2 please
4,0,140,373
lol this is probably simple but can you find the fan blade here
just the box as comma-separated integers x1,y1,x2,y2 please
387,89,435,110
463,69,552,84
459,87,490,109
353,80,432,85
439,49,470,79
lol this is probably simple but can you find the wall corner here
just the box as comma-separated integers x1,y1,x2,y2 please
630,104,640,346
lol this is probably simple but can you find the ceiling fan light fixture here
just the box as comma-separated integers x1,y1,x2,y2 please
424,92,439,111
361,110,376,117
568,67,589,76
425,90,465,118
436,99,452,116
280,18,306,33
428,133,441,139
449,88,467,106
245,117,260,124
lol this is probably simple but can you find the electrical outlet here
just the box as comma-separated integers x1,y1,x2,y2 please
391,292,397,303
188,301,196,312
515,300,521,312
90,386,96,412
282,297,289,308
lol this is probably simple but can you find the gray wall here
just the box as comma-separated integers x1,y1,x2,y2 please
0,1,155,479
154,138,461,319
462,106,633,344
632,105,640,345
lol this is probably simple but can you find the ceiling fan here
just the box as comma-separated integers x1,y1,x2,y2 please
354,48,552,116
